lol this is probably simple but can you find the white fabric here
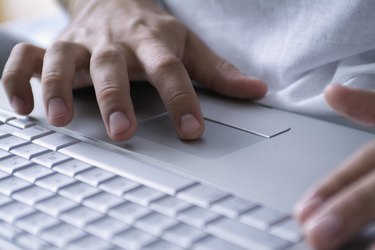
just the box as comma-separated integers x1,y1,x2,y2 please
162,0,375,128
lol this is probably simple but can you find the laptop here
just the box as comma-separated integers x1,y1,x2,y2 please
0,78,373,250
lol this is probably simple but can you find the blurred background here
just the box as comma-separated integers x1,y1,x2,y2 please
0,0,67,47
0,0,58,22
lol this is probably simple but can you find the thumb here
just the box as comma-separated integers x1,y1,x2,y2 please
324,84,375,126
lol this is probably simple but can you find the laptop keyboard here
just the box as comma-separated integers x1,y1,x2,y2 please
0,111,302,250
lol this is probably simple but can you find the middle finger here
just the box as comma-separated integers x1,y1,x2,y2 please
90,44,137,141
134,38,204,140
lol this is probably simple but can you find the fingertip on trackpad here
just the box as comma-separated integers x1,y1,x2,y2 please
136,114,265,158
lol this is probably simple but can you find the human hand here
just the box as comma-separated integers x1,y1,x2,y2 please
295,84,375,249
2,0,267,141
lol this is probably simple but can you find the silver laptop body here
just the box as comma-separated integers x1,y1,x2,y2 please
0,80,373,249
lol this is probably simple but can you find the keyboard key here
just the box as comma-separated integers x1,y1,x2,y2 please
177,184,230,208
0,136,29,151
36,195,78,217
0,124,21,135
15,211,60,235
163,223,207,248
0,194,13,206
109,202,151,224
99,176,140,196
0,156,33,174
34,132,78,151
60,142,196,195
36,173,76,192
206,218,291,250
0,170,9,180
40,223,86,248
112,228,157,250
240,206,288,230
194,236,243,250
83,192,124,213
14,164,54,183
144,240,183,250
16,233,52,250
53,159,92,177
76,168,115,187
211,196,259,219
8,117,35,129
11,143,49,159
0,201,36,223
150,196,191,217
59,182,100,203
32,151,70,168
60,206,103,228
0,131,6,138
177,206,221,228
86,216,130,240
0,237,22,249
66,235,114,250
0,149,11,160
0,114,15,123
270,218,303,243
0,220,22,240
124,186,165,206
0,176,31,196
135,212,179,236
12,185,54,206
13,125,53,141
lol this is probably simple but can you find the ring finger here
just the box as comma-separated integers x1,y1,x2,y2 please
90,44,137,141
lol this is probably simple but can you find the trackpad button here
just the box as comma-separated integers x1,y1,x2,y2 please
136,114,265,159
198,94,290,138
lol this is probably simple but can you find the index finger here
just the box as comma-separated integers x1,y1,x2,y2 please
2,43,45,115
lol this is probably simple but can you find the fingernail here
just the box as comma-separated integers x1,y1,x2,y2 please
305,214,341,243
295,195,323,221
11,96,24,113
48,98,67,119
180,114,201,134
109,111,130,136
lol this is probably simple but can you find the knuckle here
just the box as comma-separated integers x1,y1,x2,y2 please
166,90,193,107
97,84,122,103
132,34,158,53
2,44,35,82
128,16,146,28
42,71,65,87
49,41,75,54
91,47,122,66
153,15,181,33
216,59,235,72
12,42,35,56
150,56,181,77
2,69,20,83
207,59,233,90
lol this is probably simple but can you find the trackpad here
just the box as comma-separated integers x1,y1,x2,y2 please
136,114,265,159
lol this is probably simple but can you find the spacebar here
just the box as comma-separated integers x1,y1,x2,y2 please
59,142,196,194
